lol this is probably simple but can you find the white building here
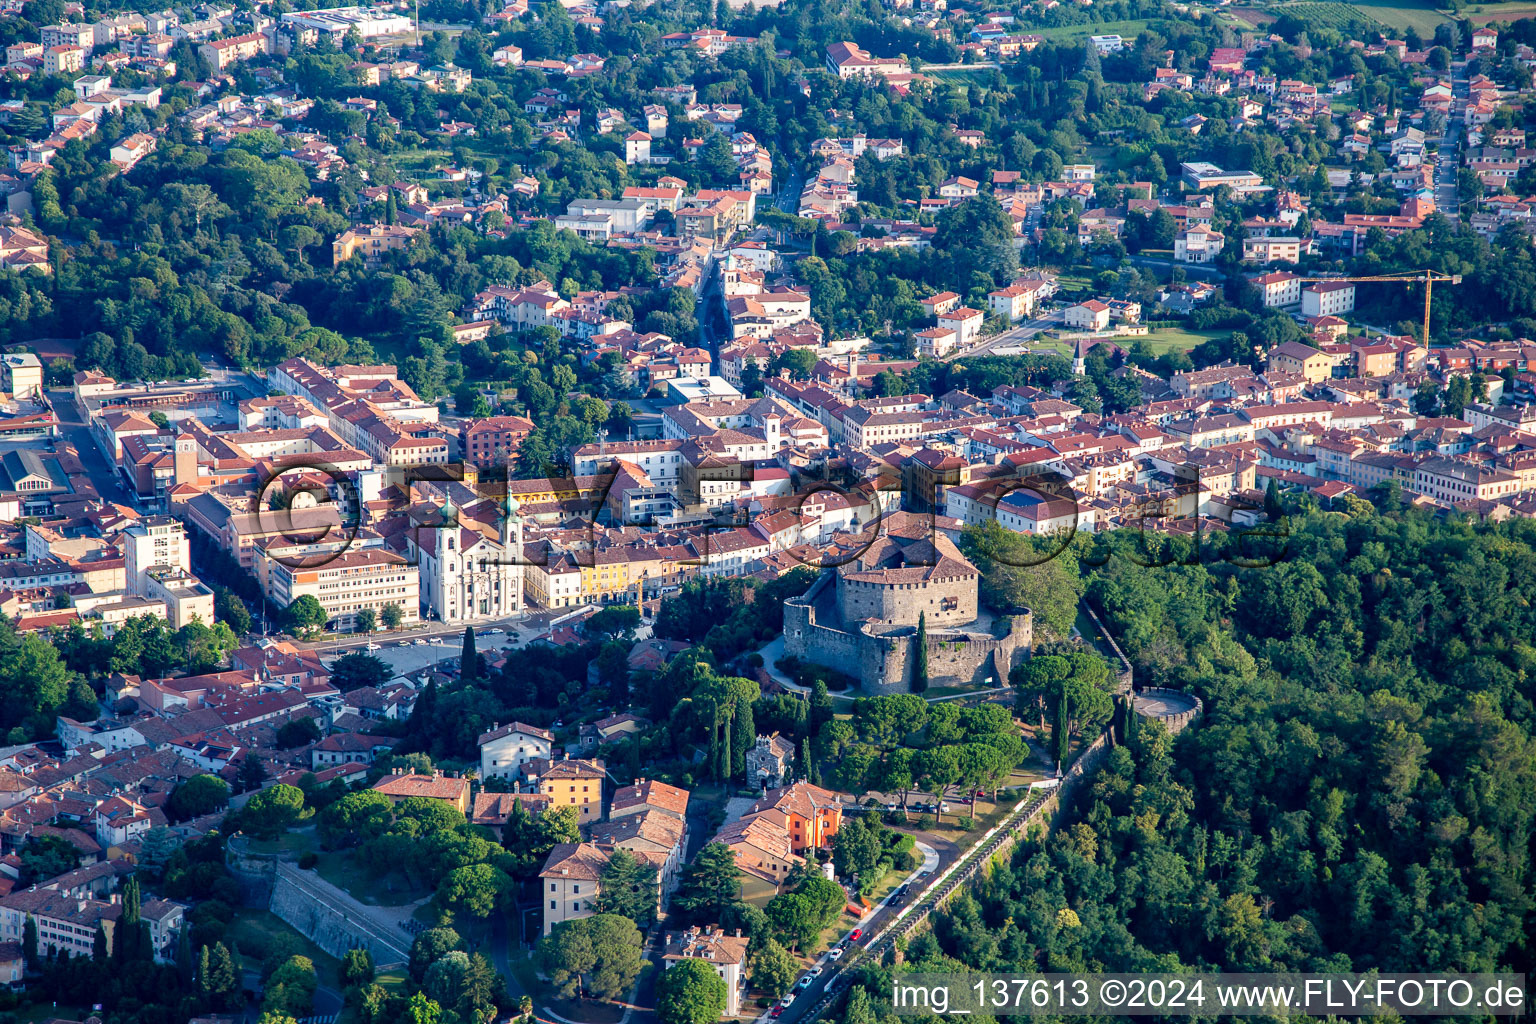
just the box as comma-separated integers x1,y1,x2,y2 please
408,493,524,625
1301,281,1356,317
662,927,750,1016
1,353,43,400
122,516,191,594
1251,271,1302,308
1064,300,1111,331
1174,226,1224,263
937,306,983,348
477,721,554,780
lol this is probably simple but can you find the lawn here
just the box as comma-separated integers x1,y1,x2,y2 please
1033,18,1154,40
1141,326,1231,352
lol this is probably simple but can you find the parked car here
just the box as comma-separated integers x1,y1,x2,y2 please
827,947,844,961
847,928,863,944
770,1005,785,1017
413,638,427,646
797,975,814,991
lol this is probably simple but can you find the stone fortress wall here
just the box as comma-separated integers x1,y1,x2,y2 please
785,571,1032,694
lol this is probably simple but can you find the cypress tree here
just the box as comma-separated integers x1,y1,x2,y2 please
1264,477,1283,520
22,915,36,969
460,626,478,682
730,698,752,779
93,924,108,961
708,708,720,780
912,612,929,693
1053,687,1071,770
176,924,194,988
720,706,733,782
208,942,240,1010
198,944,211,1001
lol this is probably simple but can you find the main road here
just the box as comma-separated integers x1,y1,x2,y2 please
942,312,1061,362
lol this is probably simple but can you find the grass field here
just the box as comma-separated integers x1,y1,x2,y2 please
1255,0,1450,32
1033,18,1154,40
1464,0,1536,22
1351,0,1452,33
1142,326,1232,351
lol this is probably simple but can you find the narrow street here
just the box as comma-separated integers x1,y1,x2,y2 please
47,386,132,504
1435,65,1469,219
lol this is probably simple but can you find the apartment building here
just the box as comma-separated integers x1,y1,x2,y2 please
265,548,419,632
1301,281,1356,317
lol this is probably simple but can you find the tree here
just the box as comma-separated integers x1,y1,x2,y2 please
17,834,79,886
354,607,377,634
831,817,883,883
671,842,742,923
749,938,797,997
764,892,820,952
424,949,500,1021
330,652,392,692
503,802,580,878
238,752,268,794
405,993,444,1024
381,603,404,630
203,941,242,1009
656,958,728,1024
343,947,375,987
595,848,660,930
284,595,328,637
242,783,306,837
276,716,322,748
536,915,644,1001
436,863,512,917
460,625,479,683
771,348,817,380
168,774,230,821
1053,686,1070,768
409,927,462,983
1264,478,1283,521
912,612,929,693
215,588,252,634
264,955,318,1018
22,915,36,969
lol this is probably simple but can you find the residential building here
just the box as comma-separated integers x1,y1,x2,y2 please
371,769,472,814
477,721,553,780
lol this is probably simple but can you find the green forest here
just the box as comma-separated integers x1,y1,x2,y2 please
832,498,1536,1023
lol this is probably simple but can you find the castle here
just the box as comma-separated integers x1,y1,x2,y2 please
783,514,1030,694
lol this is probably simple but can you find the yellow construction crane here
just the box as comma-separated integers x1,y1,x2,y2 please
1297,270,1461,348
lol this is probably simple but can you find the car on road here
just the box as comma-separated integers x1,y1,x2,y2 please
413,638,427,646
365,642,380,651
848,929,863,943
797,975,814,990
770,1004,785,1017
827,947,844,961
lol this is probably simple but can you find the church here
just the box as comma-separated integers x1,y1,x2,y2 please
406,488,525,623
